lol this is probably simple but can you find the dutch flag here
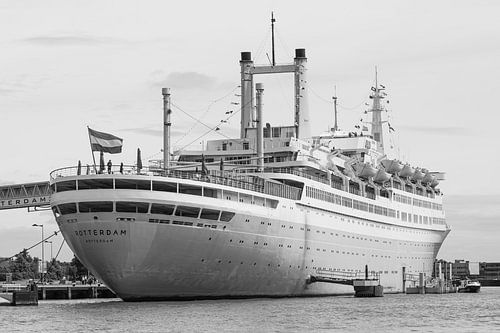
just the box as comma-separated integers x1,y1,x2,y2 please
88,127,123,154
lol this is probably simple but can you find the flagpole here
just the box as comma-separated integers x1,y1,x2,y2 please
87,126,97,174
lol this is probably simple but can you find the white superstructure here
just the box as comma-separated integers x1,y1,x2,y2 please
49,45,449,301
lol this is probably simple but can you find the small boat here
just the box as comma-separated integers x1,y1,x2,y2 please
373,169,392,183
412,168,424,181
430,178,440,187
399,164,415,178
380,159,403,174
458,280,481,293
422,172,435,185
354,163,378,178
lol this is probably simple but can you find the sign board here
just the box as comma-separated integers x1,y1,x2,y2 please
0,196,50,210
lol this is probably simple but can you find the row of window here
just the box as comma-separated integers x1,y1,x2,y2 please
305,186,397,218
53,178,282,207
400,212,446,226
52,201,235,222
394,193,443,211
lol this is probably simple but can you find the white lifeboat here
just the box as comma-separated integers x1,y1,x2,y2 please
422,172,435,185
399,165,415,178
430,178,440,188
374,169,392,183
354,163,378,178
380,159,403,174
412,169,425,181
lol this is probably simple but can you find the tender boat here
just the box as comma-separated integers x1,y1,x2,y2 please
373,169,392,183
380,159,403,174
354,163,378,179
458,280,481,293
399,164,415,178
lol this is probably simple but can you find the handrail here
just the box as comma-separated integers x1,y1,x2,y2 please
50,165,302,201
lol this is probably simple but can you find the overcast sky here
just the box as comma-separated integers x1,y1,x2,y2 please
0,0,499,262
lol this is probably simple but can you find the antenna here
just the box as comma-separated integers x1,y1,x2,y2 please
333,86,338,131
271,12,276,66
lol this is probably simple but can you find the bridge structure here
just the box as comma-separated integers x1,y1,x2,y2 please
0,181,51,211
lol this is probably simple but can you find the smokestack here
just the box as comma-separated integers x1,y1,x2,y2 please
294,48,310,139
162,88,171,171
256,83,264,172
240,52,254,138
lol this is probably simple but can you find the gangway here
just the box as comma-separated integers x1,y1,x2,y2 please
0,181,51,210
308,268,380,286
308,266,384,297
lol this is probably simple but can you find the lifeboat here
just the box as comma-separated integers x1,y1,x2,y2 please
412,169,424,181
374,169,392,183
399,164,415,178
354,163,378,178
430,178,440,188
380,159,403,174
422,172,435,185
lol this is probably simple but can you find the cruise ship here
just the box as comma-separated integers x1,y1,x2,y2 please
49,44,450,301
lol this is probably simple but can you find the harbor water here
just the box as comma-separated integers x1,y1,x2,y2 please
1,287,499,332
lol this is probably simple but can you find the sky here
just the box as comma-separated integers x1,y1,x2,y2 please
0,0,499,262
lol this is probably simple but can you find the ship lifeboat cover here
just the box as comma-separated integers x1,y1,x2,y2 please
380,159,403,174
399,164,415,178
374,169,392,183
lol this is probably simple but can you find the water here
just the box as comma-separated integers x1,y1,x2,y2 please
2,288,500,332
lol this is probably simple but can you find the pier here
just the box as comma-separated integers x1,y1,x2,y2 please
0,283,116,305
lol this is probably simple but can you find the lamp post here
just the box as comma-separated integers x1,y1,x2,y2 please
32,224,44,284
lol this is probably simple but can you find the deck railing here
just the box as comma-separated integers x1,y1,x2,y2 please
50,165,302,201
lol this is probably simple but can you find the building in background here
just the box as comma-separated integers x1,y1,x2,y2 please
434,259,500,286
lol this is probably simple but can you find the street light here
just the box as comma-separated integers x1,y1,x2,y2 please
32,224,44,284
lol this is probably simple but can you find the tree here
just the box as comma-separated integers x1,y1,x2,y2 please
69,256,88,281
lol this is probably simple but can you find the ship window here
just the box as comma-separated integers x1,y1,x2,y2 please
200,209,220,220
78,201,113,213
220,211,235,222
78,179,113,190
151,203,175,215
115,179,151,190
179,184,202,196
175,206,200,218
203,187,218,198
56,180,76,192
51,206,61,218
152,181,177,193
116,201,149,213
58,203,77,215
243,142,249,150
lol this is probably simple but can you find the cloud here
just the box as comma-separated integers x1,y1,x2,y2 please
20,34,122,46
0,87,16,95
398,125,470,136
151,71,218,90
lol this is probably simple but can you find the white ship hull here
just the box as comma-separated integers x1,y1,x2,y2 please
52,174,448,300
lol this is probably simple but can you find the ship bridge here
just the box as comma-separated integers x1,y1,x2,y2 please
0,181,51,210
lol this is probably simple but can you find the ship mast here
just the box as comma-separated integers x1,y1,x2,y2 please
370,67,386,154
